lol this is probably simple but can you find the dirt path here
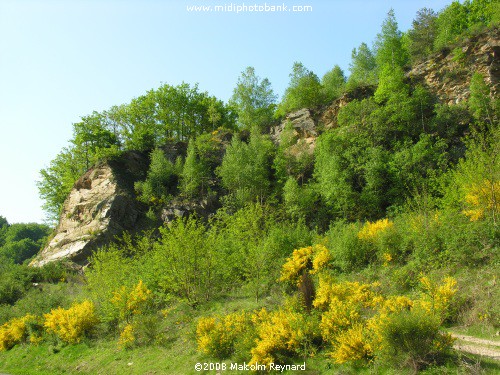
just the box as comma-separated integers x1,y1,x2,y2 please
452,333,500,360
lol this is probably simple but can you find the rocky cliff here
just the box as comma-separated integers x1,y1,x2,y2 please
408,28,499,104
30,151,149,267
32,29,499,267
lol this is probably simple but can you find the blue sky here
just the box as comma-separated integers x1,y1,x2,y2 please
0,0,452,224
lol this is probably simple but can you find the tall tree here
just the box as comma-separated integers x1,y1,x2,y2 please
181,139,208,198
346,43,377,89
375,9,409,70
217,132,274,207
321,65,346,103
229,67,277,131
276,62,325,117
407,8,438,62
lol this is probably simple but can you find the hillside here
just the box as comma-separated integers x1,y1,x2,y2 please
1,1,499,374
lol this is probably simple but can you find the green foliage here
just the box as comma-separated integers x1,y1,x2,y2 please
276,62,326,117
375,9,409,70
229,67,277,131
469,72,497,125
327,221,374,272
151,218,224,304
72,112,120,170
217,132,274,207
282,177,317,222
378,309,452,372
314,131,360,220
434,0,498,50
445,124,499,225
180,139,208,198
0,223,50,265
407,8,438,62
135,148,179,205
346,43,377,90
321,65,346,103
37,148,86,224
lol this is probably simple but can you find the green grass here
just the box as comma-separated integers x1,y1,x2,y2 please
0,337,204,375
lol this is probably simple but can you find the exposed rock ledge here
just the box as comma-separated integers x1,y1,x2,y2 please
30,151,149,267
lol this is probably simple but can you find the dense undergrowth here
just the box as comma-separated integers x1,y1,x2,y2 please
1,0,499,373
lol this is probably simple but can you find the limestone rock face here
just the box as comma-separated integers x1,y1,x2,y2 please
408,28,499,105
272,108,318,143
31,151,148,267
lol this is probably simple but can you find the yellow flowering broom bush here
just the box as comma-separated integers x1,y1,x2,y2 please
196,311,249,359
111,280,153,349
249,308,313,366
0,314,39,351
44,300,98,344
280,244,332,285
357,218,394,241
462,180,500,221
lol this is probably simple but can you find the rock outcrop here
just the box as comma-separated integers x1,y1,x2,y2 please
408,28,499,105
32,29,499,267
30,151,149,267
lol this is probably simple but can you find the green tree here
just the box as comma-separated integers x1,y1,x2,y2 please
37,147,86,224
0,223,50,264
181,139,208,198
276,62,325,117
72,112,120,169
0,216,8,247
346,43,377,89
152,218,222,304
434,1,468,50
314,131,361,219
469,72,496,125
217,132,274,207
282,177,317,221
135,148,179,205
375,9,409,70
229,67,277,131
321,65,346,103
407,8,438,62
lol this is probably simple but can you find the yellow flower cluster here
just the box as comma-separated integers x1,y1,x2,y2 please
462,180,500,221
314,277,456,364
44,300,98,344
196,275,457,367
418,276,457,318
196,311,248,359
357,218,394,241
311,245,331,274
0,314,36,351
250,308,305,366
118,323,135,349
313,277,381,310
280,244,331,284
111,280,152,321
330,323,373,364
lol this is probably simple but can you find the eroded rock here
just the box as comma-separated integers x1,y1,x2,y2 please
30,151,149,267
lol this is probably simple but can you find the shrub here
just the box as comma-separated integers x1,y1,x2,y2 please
280,244,331,285
327,221,374,271
249,308,308,366
417,276,458,322
43,300,98,344
118,323,135,349
377,308,454,372
330,323,374,364
357,218,394,241
111,280,152,323
196,311,249,360
0,314,38,351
